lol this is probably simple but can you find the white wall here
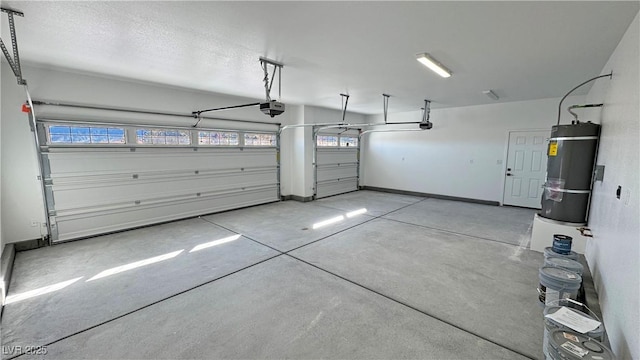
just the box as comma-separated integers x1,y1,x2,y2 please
582,12,639,359
280,105,304,199
1,62,46,245
0,64,3,256
361,95,583,202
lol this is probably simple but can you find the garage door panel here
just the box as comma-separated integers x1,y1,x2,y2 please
38,120,279,242
317,150,357,165
316,179,358,199
316,165,358,182
48,166,276,185
46,149,277,175
49,169,277,211
53,186,278,242
315,141,358,198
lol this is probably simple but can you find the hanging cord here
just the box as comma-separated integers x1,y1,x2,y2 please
340,93,350,123
23,85,53,244
382,94,390,124
193,114,203,128
557,73,612,125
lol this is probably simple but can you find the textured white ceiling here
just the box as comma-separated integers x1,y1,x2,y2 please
2,1,638,114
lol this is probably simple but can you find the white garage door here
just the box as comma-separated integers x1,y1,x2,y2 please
315,130,359,199
37,119,279,243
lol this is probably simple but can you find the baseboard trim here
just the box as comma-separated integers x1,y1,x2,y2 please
1,243,17,318
361,186,500,206
287,195,314,203
14,238,47,251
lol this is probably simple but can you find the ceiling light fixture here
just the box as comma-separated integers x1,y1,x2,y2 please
416,53,451,78
482,90,499,100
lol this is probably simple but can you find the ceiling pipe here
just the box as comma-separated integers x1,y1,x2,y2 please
280,95,432,134
313,123,380,135
280,122,342,134
279,94,354,134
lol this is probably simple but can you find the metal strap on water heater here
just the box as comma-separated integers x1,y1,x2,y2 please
542,187,591,194
549,136,599,141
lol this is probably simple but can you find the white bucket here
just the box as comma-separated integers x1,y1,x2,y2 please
538,266,582,306
542,299,605,358
544,256,584,276
547,329,614,360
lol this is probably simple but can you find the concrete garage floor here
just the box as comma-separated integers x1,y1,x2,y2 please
2,190,545,359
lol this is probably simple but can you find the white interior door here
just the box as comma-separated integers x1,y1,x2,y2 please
503,130,549,209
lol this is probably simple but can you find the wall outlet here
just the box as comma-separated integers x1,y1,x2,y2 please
624,189,631,205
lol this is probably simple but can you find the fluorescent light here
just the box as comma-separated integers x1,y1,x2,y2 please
416,53,452,78
482,90,499,100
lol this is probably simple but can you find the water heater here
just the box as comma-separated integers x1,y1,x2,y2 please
540,122,600,224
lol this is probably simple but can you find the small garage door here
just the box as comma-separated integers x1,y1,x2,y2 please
315,130,359,199
37,119,279,243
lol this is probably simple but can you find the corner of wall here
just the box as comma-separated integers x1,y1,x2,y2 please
1,61,3,256
583,11,639,359
1,62,48,245
1,243,16,313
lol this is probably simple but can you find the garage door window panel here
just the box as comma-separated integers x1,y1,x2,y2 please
48,125,126,145
244,133,276,147
198,131,239,146
317,135,338,147
137,129,191,145
339,136,358,147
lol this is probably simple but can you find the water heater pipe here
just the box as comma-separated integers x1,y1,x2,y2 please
567,103,603,123
557,72,612,125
